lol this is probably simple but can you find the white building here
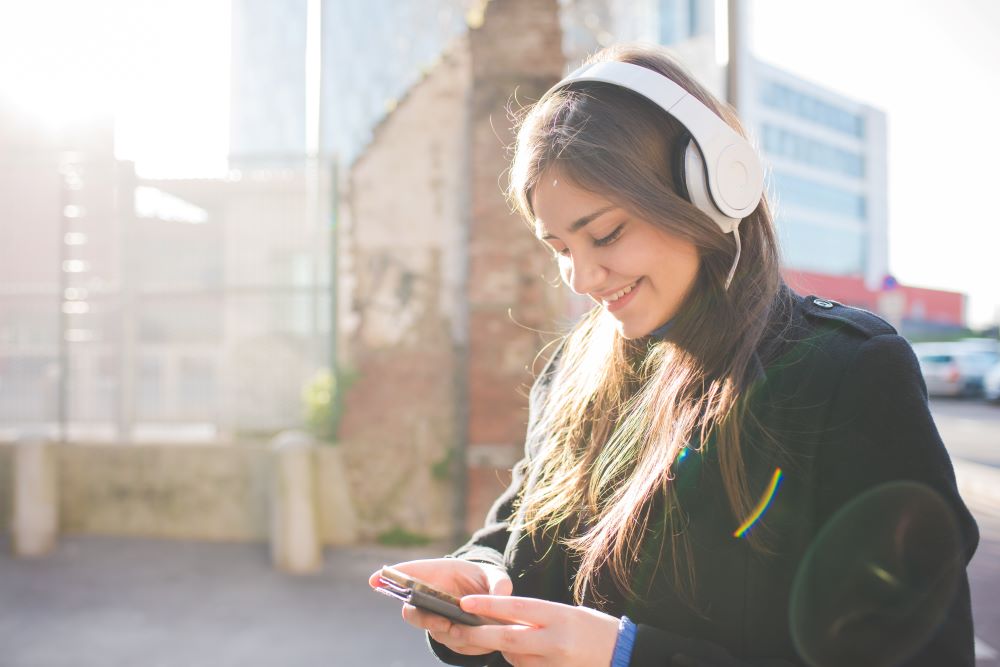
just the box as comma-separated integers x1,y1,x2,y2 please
743,60,889,288
562,0,889,289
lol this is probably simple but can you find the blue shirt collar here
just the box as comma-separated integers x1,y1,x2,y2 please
647,318,674,339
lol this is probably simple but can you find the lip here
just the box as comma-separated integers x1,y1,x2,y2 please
602,278,642,313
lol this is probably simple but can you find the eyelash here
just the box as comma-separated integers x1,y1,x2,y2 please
594,223,625,247
554,224,625,257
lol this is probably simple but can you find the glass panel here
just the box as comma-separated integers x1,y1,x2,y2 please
759,80,865,138
771,171,867,221
778,220,866,275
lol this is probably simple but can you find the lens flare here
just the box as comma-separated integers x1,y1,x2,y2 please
732,467,783,539
790,480,964,667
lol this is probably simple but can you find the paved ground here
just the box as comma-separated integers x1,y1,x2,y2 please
2,497,999,667
2,396,998,666
0,537,446,667
930,397,1000,468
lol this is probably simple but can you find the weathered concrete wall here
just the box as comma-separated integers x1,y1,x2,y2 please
0,441,354,544
336,39,473,541
336,0,568,542
56,443,271,540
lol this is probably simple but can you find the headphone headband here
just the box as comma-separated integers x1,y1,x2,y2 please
544,61,764,225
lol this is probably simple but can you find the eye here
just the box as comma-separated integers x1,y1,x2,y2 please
594,223,625,247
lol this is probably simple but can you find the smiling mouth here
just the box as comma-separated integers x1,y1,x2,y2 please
601,279,640,305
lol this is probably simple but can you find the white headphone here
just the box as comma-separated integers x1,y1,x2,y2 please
542,61,765,289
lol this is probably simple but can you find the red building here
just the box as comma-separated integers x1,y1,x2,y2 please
783,268,965,337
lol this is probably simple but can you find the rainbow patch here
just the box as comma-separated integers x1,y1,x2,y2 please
733,468,784,539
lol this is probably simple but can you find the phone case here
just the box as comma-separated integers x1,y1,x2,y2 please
375,565,503,626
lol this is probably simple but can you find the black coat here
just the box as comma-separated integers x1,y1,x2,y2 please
428,293,979,666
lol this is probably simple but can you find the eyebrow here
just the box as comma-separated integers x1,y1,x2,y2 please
536,205,618,241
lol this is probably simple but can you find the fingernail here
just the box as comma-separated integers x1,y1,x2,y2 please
462,597,478,611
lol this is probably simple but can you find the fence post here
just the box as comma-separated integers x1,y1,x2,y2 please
270,430,322,573
11,437,59,557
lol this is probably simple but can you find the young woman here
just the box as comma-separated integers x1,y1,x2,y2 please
369,43,979,667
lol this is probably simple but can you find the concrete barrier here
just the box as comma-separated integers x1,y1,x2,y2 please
270,431,322,573
0,438,359,559
10,438,59,556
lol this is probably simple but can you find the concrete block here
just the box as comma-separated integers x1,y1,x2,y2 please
270,431,322,573
11,438,58,557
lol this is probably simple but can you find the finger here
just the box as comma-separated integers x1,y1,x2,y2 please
401,604,453,634
448,623,545,657
427,624,498,657
501,652,521,667
483,565,513,596
502,651,543,667
460,595,558,626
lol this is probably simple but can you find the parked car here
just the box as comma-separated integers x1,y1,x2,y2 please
985,361,1000,402
912,342,1000,398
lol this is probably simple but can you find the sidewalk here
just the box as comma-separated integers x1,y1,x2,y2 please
955,458,1000,516
0,536,448,667
2,460,998,667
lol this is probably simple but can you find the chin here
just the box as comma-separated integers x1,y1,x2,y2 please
613,319,648,341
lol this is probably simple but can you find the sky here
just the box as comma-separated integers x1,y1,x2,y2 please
0,0,996,326
0,0,231,178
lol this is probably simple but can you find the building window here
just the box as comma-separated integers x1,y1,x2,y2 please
777,219,867,275
760,81,865,139
770,171,867,221
761,124,865,179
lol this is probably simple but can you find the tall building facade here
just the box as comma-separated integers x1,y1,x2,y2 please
564,0,891,295
745,59,889,289
575,0,965,331
228,0,477,168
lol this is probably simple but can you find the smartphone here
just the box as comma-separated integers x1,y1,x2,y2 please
374,565,508,626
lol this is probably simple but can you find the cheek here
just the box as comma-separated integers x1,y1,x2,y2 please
642,246,699,293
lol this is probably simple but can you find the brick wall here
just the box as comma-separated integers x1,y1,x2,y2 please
337,0,567,543
464,0,565,535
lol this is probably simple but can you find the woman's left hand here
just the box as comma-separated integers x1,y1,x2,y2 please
447,594,621,667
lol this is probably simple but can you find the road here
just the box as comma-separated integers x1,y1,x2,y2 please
930,397,1000,663
931,397,1000,467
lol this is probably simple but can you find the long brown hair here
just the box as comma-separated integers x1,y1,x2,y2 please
506,43,792,607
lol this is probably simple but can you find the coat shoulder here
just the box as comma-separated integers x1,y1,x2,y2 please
797,294,897,341
767,294,904,387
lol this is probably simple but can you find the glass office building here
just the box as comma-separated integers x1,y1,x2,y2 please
747,58,889,286
571,0,890,288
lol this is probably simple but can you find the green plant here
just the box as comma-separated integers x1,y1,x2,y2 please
430,447,456,482
302,368,338,442
376,526,432,547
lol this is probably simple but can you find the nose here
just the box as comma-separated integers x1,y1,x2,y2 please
561,249,609,296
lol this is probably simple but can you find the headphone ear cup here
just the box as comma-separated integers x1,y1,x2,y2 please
679,137,740,234
670,133,693,203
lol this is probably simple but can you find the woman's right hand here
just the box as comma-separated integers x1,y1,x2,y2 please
368,557,513,656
